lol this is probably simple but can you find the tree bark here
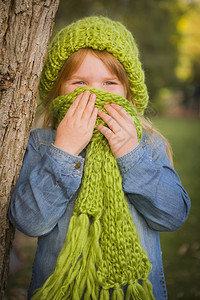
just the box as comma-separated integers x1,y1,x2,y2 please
0,0,60,297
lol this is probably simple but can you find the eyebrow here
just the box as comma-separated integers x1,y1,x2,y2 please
68,75,119,81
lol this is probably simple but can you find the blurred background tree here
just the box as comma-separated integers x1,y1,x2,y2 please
176,0,200,113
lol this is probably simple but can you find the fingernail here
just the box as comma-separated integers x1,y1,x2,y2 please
84,90,90,95
90,94,96,100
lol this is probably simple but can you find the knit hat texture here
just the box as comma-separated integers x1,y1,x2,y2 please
39,16,149,115
32,87,155,300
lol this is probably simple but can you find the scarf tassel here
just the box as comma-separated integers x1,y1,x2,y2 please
100,288,110,300
99,287,124,300
142,280,155,300
32,214,102,299
112,287,124,300
72,217,102,299
125,280,155,300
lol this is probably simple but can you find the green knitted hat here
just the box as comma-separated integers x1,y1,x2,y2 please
39,16,148,114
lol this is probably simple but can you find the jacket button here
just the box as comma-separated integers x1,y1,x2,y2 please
75,161,81,169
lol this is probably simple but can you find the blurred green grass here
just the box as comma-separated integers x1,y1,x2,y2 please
153,117,200,299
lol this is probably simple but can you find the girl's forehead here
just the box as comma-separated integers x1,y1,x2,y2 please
70,51,115,76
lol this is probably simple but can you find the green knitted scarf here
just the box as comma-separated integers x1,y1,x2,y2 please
32,87,155,300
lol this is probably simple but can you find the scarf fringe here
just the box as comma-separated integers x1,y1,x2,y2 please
126,281,155,300
111,287,124,300
100,289,110,300
99,280,154,300
31,212,155,300
32,214,102,299
71,217,102,299
142,280,155,300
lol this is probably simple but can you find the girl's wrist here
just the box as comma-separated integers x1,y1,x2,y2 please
54,141,79,156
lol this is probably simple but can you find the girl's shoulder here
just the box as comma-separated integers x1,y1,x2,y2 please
141,130,166,148
141,129,173,165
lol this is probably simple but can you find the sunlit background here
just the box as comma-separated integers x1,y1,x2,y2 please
5,0,200,299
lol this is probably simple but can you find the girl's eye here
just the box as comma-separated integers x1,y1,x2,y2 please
74,81,86,85
105,81,117,85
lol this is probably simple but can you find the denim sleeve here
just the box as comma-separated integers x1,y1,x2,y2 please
8,131,84,237
116,134,191,232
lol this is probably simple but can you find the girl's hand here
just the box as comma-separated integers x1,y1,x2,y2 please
54,91,98,156
96,103,138,157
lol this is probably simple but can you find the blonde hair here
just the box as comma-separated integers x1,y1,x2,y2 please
38,48,173,166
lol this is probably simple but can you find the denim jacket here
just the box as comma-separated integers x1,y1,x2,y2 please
8,127,191,300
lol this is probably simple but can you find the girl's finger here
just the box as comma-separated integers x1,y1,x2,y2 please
66,92,83,117
96,125,114,140
110,103,135,125
105,104,135,127
88,106,98,128
82,93,96,122
97,110,120,133
103,104,127,127
73,90,91,118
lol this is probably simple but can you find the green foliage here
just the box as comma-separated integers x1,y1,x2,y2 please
176,2,200,85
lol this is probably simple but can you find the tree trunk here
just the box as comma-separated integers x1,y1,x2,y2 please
0,0,60,297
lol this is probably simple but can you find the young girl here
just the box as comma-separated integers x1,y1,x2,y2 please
9,16,191,300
